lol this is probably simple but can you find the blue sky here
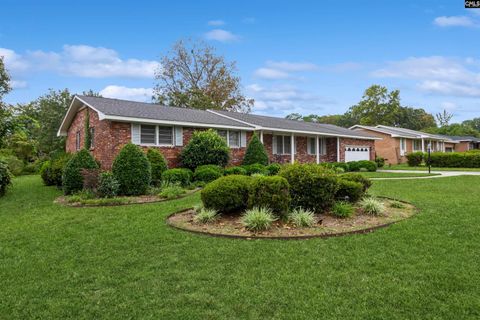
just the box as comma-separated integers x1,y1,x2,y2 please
1,0,480,122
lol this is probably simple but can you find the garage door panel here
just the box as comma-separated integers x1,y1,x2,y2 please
345,146,370,162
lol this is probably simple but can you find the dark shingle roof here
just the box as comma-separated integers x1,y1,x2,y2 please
440,135,480,142
77,95,254,128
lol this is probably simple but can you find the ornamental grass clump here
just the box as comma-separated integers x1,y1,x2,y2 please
159,183,186,199
360,197,385,216
288,208,315,227
331,201,354,218
242,207,276,232
193,208,219,224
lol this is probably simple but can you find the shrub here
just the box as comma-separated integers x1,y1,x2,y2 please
375,156,385,168
390,200,405,209
201,175,252,213
0,155,24,176
180,129,230,170
81,168,100,191
146,149,168,186
241,207,276,232
288,208,315,227
242,163,269,175
266,163,281,176
336,179,364,203
320,162,350,172
193,208,218,224
42,154,72,187
360,198,385,215
348,160,377,172
161,168,193,186
159,183,186,199
224,166,247,175
0,160,12,197
193,165,223,183
279,163,339,212
62,149,99,195
97,172,120,198
339,173,372,192
248,176,290,218
242,133,269,166
112,143,151,196
331,202,354,218
427,152,480,168
407,152,424,166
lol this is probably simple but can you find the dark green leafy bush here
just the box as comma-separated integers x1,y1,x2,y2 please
320,162,350,172
375,156,385,168
224,166,247,175
347,160,377,172
266,163,281,176
201,175,252,213
40,154,72,187
428,152,480,168
279,163,339,212
0,155,24,176
180,129,230,170
248,175,290,218
161,168,193,186
62,149,99,195
193,165,223,183
97,172,120,198
112,143,151,196
339,173,372,192
0,160,12,197
242,163,269,175
242,133,269,166
146,148,168,186
336,179,364,203
407,152,424,166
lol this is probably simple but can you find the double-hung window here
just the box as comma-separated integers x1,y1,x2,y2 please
158,126,174,145
216,129,241,148
307,137,327,155
140,125,156,144
274,135,292,155
399,138,406,156
140,125,173,146
413,140,422,152
75,131,81,151
89,127,95,149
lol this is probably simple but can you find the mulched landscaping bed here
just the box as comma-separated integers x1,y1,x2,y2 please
167,198,417,239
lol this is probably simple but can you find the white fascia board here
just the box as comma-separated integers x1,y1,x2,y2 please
56,96,107,136
260,127,382,140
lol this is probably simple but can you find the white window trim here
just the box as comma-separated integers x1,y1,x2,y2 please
400,138,406,156
139,124,174,147
307,137,327,156
217,129,241,148
273,135,294,155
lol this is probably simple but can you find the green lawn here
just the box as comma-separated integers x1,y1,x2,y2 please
386,163,480,172
1,175,480,319
359,171,439,178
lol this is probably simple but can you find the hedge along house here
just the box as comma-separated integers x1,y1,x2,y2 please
351,125,457,165
58,95,379,169
438,135,480,152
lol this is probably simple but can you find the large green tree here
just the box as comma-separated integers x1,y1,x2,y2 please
153,39,253,112
0,57,13,147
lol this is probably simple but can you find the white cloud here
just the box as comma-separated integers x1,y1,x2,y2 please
10,80,28,89
254,68,290,80
204,29,240,42
433,15,475,27
0,45,159,78
207,20,225,26
100,85,153,102
266,61,318,72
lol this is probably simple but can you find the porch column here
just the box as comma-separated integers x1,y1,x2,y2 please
291,133,295,164
337,137,340,162
259,130,263,143
316,136,320,164
421,138,425,152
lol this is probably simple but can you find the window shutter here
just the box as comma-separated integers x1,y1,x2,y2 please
131,124,140,144
175,126,183,146
293,136,297,154
240,131,247,147
272,135,277,155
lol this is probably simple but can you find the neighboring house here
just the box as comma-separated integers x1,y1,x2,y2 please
438,135,480,152
58,95,379,169
350,125,456,165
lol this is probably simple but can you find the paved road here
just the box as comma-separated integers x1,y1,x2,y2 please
373,169,480,180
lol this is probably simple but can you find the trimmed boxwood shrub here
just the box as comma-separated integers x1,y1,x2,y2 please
112,143,151,196
427,152,480,168
375,156,385,168
339,173,372,192
336,179,364,203
40,154,72,187
97,172,120,198
347,160,377,172
242,133,269,166
0,160,12,197
248,175,290,218
224,166,247,175
279,163,339,212
407,152,424,166
266,163,281,176
193,165,223,183
180,129,230,170
146,148,168,186
320,162,350,172
62,149,99,195
201,175,252,213
162,168,193,186
242,163,269,176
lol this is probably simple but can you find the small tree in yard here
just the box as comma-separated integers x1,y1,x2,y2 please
62,149,98,195
243,133,269,166
146,148,168,186
112,144,151,196
180,129,230,170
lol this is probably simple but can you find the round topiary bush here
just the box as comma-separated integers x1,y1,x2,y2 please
248,175,290,218
201,175,252,213
0,160,12,197
193,165,223,183
161,168,193,186
335,179,364,203
112,143,151,196
62,149,99,195
180,129,230,170
224,166,247,175
279,163,339,212
146,148,168,186
242,133,269,166
339,173,372,192
407,152,424,167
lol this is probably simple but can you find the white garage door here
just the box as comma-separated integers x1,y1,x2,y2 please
345,146,370,162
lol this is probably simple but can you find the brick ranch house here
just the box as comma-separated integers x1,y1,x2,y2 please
58,95,379,169
350,125,458,165
438,135,480,152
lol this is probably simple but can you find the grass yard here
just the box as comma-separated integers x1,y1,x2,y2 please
386,163,480,172
1,175,480,319
359,171,440,178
